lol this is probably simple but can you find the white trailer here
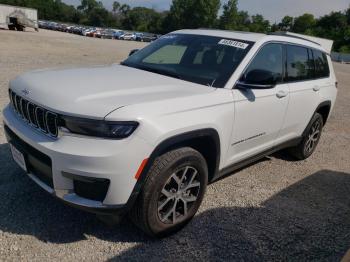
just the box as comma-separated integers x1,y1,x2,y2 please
0,4,38,31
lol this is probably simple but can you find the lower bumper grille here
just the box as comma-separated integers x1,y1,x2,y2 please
74,179,110,202
4,125,53,188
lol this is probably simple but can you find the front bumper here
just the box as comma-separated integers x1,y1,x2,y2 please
3,105,153,214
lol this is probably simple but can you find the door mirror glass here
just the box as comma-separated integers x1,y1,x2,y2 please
244,69,277,86
237,43,283,89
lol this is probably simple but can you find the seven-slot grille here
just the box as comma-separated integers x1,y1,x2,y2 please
9,89,59,138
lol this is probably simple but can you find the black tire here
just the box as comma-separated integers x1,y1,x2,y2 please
15,25,24,31
130,147,208,237
288,112,324,160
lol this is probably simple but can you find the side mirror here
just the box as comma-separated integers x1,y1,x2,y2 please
129,49,139,57
236,69,278,89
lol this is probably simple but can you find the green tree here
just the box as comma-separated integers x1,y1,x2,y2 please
279,16,293,31
249,14,270,33
292,13,316,33
164,0,220,31
122,7,163,33
119,4,130,16
271,23,279,32
219,0,239,30
112,1,120,13
77,0,100,12
339,45,350,53
314,11,348,51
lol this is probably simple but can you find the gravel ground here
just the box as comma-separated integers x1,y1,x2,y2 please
0,29,349,261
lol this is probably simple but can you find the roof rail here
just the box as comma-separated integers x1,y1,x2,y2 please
268,31,321,46
196,28,262,34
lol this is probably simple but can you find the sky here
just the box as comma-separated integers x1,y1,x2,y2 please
63,0,350,23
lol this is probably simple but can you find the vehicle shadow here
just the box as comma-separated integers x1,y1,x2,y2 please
0,142,349,260
109,169,350,261
272,149,301,162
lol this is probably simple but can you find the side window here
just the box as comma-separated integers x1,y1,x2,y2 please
286,45,314,81
313,49,330,78
241,43,283,85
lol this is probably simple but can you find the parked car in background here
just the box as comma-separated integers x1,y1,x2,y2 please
66,26,74,33
100,29,114,39
83,28,95,37
113,30,124,40
120,32,136,41
37,20,162,43
94,29,103,38
38,20,46,29
136,33,159,42
99,29,122,39
74,26,85,35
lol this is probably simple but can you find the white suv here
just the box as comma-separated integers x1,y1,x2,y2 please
3,30,337,237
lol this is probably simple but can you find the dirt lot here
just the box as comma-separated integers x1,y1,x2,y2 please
0,29,349,261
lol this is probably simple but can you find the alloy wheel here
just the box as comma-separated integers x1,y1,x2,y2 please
305,119,321,154
157,166,201,224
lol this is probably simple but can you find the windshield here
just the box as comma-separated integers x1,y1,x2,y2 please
122,34,253,88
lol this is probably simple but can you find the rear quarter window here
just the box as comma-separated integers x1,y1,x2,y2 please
286,45,314,81
313,49,330,78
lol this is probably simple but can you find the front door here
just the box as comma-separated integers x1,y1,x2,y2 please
226,43,289,165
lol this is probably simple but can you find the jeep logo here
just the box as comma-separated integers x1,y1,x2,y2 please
21,89,29,96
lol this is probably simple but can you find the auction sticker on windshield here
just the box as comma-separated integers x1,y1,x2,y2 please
218,39,249,49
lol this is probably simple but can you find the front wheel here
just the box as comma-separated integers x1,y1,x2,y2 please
288,112,324,160
130,147,208,237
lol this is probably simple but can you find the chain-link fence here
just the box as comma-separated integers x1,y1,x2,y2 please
331,52,350,63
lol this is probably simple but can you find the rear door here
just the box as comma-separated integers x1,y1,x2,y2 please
277,45,324,143
226,43,290,165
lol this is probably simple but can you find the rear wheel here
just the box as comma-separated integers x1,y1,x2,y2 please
16,25,24,31
289,113,324,160
130,147,208,237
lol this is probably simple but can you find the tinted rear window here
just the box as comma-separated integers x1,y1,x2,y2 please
286,45,314,81
313,49,330,78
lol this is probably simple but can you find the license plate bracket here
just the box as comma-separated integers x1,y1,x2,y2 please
10,143,27,172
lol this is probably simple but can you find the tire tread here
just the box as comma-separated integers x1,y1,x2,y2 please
130,147,205,237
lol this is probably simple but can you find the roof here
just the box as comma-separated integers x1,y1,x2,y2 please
174,29,328,52
274,32,333,53
174,29,265,42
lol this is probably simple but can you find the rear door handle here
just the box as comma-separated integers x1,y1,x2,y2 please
276,90,288,98
313,86,321,92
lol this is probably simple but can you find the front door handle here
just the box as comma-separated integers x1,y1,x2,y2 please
276,90,288,98
313,86,321,92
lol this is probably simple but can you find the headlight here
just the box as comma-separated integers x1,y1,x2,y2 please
59,116,139,139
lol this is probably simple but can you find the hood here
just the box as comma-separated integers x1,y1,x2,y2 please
10,64,215,119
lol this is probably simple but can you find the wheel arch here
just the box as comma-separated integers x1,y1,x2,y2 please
302,100,331,137
125,128,221,211
316,100,332,125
